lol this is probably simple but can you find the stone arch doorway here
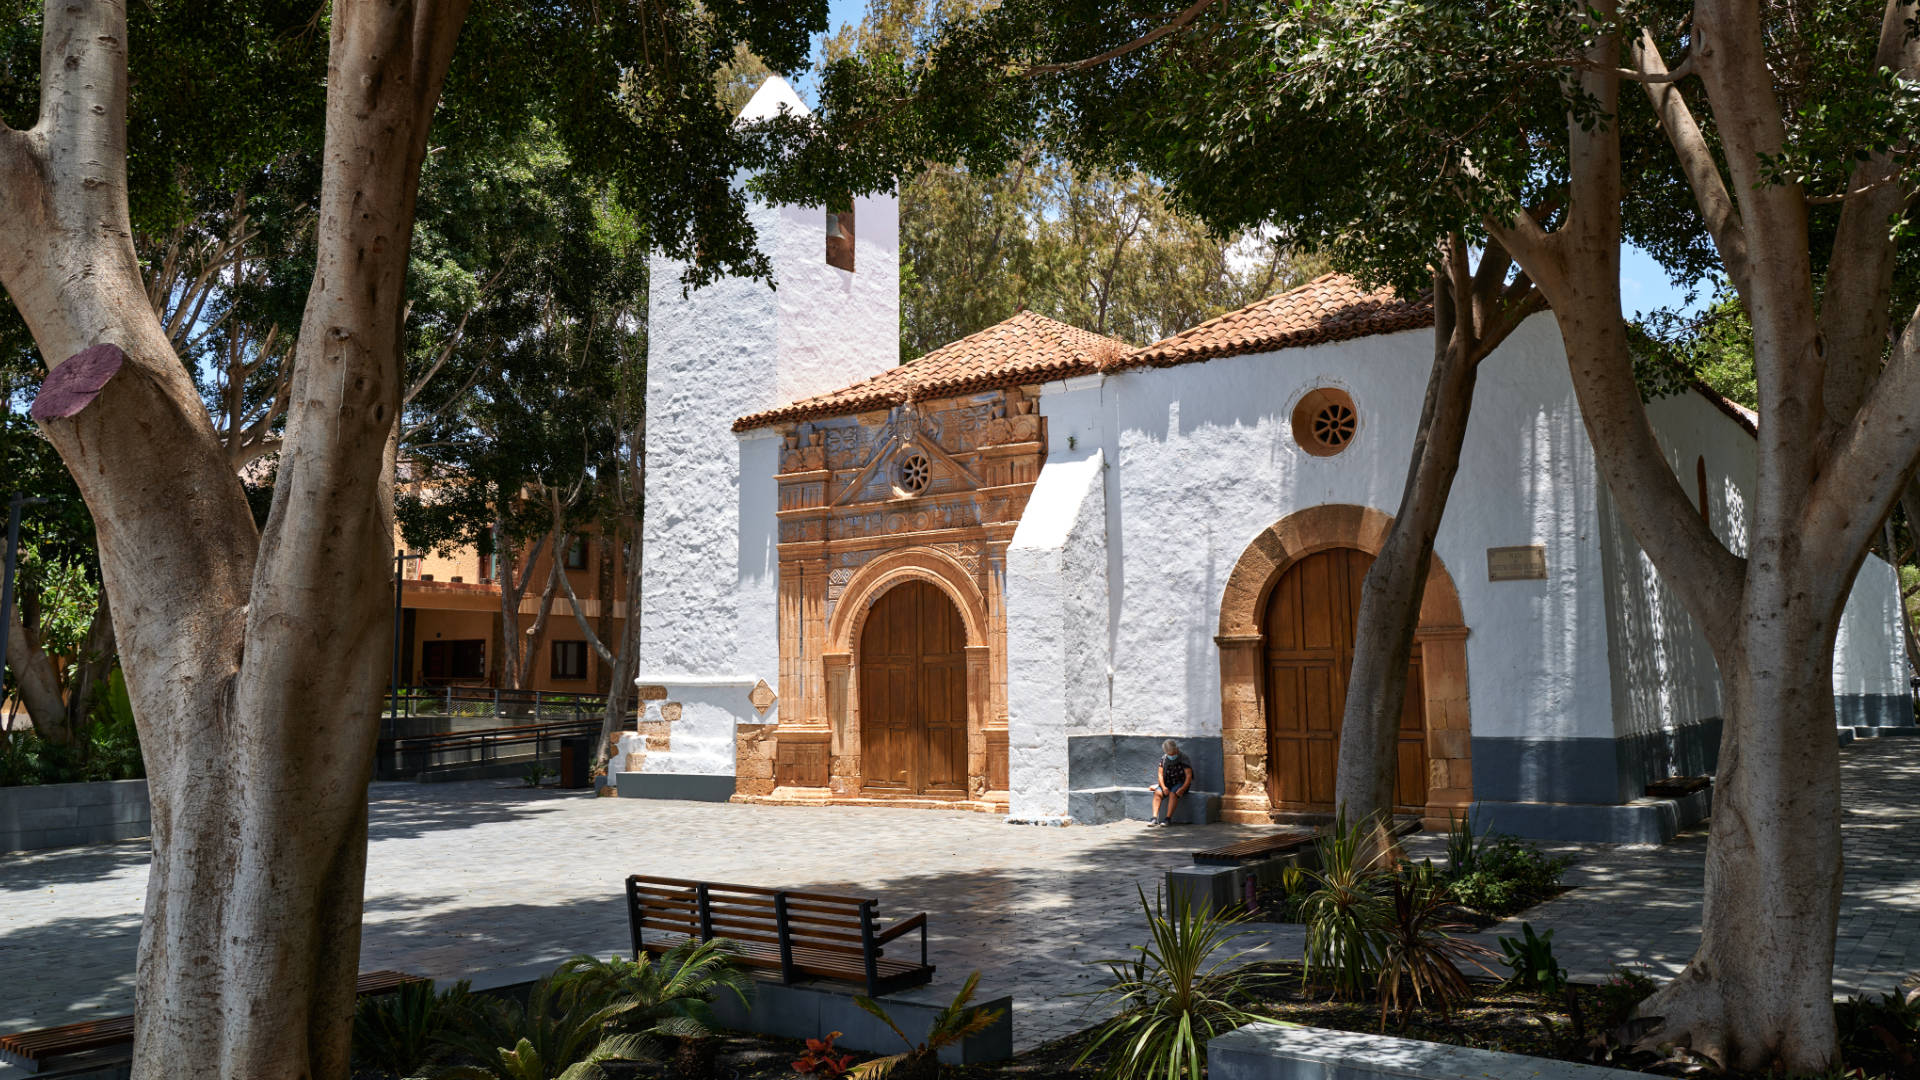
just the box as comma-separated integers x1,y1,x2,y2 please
1216,505,1472,825
806,546,1002,808
1263,546,1429,813
858,580,970,797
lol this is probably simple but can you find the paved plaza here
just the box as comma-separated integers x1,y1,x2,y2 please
2,739,1917,1051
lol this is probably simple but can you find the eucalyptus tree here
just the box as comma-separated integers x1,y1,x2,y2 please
0,2,828,1077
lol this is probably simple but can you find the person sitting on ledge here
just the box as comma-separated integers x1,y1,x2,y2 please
1149,739,1193,827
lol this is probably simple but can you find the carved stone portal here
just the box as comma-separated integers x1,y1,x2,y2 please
746,388,1039,813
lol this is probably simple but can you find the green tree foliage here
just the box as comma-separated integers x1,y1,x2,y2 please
813,0,1320,360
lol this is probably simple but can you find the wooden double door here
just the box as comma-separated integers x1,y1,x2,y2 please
1264,547,1429,812
859,580,970,797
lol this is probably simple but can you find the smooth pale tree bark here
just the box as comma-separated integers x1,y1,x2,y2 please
1482,2,1920,1067
1333,235,1542,829
496,524,563,692
0,0,468,1075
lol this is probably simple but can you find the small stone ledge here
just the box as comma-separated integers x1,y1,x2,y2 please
1470,787,1710,845
1209,1021,1647,1080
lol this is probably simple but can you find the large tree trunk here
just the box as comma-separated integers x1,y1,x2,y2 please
0,1,467,1076
1334,240,1539,829
1334,334,1476,827
1642,596,1845,1067
3,604,73,743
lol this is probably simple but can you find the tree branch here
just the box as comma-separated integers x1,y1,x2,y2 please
1026,0,1218,76
556,556,616,666
1818,0,1920,430
1632,28,1750,297
1807,301,1920,564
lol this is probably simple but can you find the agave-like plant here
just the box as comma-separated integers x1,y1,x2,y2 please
432,973,646,1080
1375,863,1497,1028
1287,813,1394,999
1075,888,1284,1080
850,971,1004,1080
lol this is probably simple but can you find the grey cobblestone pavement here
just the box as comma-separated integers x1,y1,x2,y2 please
1,738,1915,1051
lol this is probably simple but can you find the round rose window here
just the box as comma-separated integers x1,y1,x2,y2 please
1292,387,1359,457
897,450,932,494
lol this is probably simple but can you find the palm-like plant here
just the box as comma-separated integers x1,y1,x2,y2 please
352,979,478,1078
1376,864,1497,1028
1287,813,1393,999
433,974,646,1080
851,971,1005,1080
1075,888,1283,1080
550,939,750,1078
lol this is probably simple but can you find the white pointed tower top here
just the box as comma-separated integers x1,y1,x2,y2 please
736,75,811,123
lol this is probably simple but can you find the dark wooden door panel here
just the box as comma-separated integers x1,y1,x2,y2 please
1263,547,1429,813
860,580,969,797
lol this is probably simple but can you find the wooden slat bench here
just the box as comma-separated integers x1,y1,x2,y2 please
1192,828,1317,866
0,970,426,1074
626,874,933,997
1645,775,1711,799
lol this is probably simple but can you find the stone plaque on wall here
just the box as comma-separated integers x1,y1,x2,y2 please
1486,545,1548,581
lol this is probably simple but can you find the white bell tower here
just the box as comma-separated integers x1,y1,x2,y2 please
622,76,900,795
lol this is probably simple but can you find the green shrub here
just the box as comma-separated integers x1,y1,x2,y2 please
1444,835,1569,916
1287,814,1392,998
1076,889,1282,1080
433,972,647,1080
0,671,143,787
351,979,478,1078
1835,979,1920,1079
1497,922,1567,993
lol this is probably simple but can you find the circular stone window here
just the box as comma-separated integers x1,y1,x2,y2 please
896,450,932,495
1292,387,1358,457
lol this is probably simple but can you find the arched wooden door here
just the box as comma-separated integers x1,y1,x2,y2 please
1263,547,1428,813
859,580,969,798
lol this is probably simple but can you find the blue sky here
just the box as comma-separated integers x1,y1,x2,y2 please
801,0,1712,320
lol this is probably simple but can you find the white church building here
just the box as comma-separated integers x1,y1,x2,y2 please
613,78,1913,842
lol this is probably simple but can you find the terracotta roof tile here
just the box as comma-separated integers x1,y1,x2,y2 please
733,310,1128,431
1117,273,1434,369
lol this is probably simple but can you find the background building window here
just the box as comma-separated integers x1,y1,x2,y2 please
564,537,588,570
551,640,588,680
422,640,486,683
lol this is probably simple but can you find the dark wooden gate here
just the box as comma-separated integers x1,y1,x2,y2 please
859,580,969,797
1263,547,1428,812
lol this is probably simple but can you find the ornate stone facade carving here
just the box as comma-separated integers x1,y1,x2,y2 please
741,388,1043,813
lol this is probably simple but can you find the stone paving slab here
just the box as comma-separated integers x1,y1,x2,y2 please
1,739,1915,1052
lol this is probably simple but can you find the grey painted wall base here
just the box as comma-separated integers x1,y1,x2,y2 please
1070,786,1220,824
1470,787,1711,845
1068,734,1224,824
1208,1021,1650,1080
1835,693,1915,729
1473,719,1721,807
614,771,736,802
0,779,149,854
711,976,1013,1065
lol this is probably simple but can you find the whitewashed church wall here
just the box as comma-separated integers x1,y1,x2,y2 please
1073,313,1615,755
639,223,781,679
769,190,901,401
1005,449,1109,821
1834,557,1909,726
